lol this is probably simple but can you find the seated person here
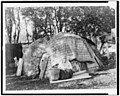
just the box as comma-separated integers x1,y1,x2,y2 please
48,57,74,81
59,69,73,80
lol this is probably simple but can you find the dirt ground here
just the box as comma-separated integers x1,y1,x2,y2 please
6,60,117,90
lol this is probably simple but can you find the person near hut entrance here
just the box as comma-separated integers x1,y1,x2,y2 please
48,55,74,81
14,57,23,76
58,57,74,80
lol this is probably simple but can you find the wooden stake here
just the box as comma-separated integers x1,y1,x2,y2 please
39,55,48,79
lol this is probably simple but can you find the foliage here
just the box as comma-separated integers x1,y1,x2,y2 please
6,6,115,44
21,7,54,41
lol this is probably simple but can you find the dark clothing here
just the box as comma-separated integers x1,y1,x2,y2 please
59,69,73,80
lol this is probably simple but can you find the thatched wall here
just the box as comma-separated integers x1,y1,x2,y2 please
23,38,47,76
47,33,94,62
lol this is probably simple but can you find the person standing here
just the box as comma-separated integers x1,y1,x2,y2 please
14,57,23,76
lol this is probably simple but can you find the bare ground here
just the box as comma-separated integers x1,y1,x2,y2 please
6,65,117,90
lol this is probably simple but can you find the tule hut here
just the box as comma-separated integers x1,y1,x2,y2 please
22,33,106,79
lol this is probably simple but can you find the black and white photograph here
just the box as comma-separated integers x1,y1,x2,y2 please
1,1,118,95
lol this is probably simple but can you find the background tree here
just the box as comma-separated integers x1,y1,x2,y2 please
5,7,21,43
5,7,14,43
13,6,115,45
15,7,21,43
24,18,30,43
81,6,115,45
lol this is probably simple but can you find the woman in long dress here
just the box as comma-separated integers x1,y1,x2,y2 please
14,57,23,76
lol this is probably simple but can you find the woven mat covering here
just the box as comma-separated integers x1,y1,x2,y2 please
23,38,47,76
23,33,95,77
48,33,93,62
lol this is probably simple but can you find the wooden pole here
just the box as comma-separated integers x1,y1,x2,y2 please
39,54,49,79
106,43,110,59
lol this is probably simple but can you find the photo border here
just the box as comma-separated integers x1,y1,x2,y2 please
1,0,119,95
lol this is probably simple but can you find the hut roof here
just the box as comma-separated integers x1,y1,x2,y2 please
47,33,94,62
81,37,96,46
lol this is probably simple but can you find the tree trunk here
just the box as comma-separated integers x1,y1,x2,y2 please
50,24,52,36
45,13,48,36
54,7,59,34
5,8,15,44
16,29,20,43
58,7,63,32
33,22,37,41
16,7,21,43
13,24,17,43
12,8,17,43
25,19,29,43
8,19,12,44
9,32,12,44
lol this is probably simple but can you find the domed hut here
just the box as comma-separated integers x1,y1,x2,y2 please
22,33,106,79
